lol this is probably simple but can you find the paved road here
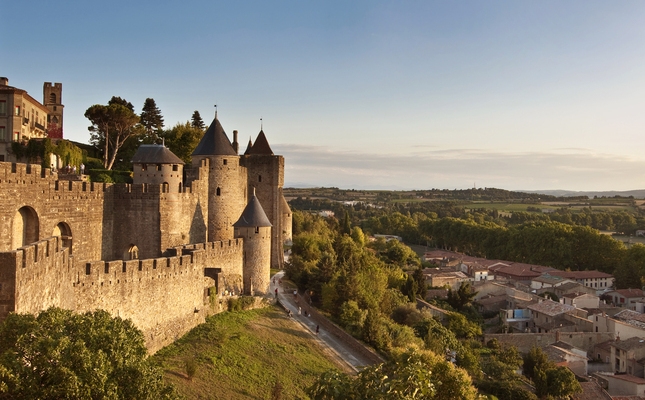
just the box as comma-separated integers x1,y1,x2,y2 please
270,271,378,372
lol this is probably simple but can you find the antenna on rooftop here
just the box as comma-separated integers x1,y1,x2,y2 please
260,117,263,130
214,104,217,119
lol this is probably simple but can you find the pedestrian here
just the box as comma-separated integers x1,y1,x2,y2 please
293,289,297,298
298,306,301,315
80,163,85,174
274,288,278,298
316,325,319,335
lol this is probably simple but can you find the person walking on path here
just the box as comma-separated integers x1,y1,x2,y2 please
298,306,301,315
316,325,320,335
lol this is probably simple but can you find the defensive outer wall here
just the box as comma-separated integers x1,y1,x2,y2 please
0,125,291,352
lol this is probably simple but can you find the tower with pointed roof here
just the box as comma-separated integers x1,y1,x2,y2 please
192,116,247,242
233,189,272,295
241,129,287,270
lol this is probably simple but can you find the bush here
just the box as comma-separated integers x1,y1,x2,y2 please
184,357,197,380
228,296,256,311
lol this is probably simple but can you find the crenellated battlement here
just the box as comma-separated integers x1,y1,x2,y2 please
77,239,243,288
11,236,68,270
0,162,55,185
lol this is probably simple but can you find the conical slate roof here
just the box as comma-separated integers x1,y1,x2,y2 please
131,144,184,164
192,117,237,156
281,195,291,214
233,192,272,228
243,137,253,155
246,130,274,155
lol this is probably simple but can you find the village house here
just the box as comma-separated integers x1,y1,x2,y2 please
552,282,597,298
595,373,645,397
549,270,615,293
561,293,600,309
530,274,575,291
527,299,576,333
610,337,645,377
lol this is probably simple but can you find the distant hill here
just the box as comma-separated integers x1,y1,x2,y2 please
524,189,645,199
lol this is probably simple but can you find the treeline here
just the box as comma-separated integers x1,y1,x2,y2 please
290,197,645,248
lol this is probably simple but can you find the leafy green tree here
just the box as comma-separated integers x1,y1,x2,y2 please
308,349,478,400
0,308,177,399
161,122,205,164
85,99,142,170
339,300,367,336
538,366,581,399
402,274,418,302
413,267,428,299
482,345,522,381
446,312,482,340
523,346,550,381
447,282,478,312
140,98,165,142
191,110,205,130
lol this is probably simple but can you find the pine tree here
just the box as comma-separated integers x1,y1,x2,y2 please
140,98,164,142
191,110,205,130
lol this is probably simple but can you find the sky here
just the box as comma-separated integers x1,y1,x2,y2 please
2,1,645,191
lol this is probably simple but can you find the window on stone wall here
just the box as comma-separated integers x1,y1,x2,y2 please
141,164,146,171
255,227,259,233
0,126,5,141
216,187,221,196
0,100,6,115
258,175,262,182
223,159,227,165
14,106,20,116
172,165,178,171
157,164,162,171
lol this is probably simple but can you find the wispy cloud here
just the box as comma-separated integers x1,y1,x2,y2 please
273,144,645,191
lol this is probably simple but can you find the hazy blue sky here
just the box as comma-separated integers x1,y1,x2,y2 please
2,1,644,191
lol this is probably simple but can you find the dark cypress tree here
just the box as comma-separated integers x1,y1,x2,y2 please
140,98,164,142
342,211,351,235
191,110,205,130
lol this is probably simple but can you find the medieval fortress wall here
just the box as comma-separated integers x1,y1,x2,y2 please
0,119,292,352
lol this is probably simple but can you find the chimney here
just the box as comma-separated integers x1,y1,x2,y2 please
0,77,7,86
232,130,239,154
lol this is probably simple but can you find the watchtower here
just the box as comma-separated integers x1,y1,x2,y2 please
43,82,64,135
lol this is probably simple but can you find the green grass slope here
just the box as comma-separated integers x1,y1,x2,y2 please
152,306,345,400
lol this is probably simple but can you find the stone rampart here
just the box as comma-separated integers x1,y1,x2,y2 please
0,236,74,319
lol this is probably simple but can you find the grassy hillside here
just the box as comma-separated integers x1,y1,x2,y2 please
152,306,347,400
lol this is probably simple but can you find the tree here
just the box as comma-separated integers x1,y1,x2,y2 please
140,98,164,142
85,100,142,170
307,349,478,400
161,122,205,164
0,307,177,399
525,347,582,399
191,110,205,130
447,282,477,312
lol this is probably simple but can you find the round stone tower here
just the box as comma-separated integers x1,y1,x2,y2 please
233,190,272,295
192,115,247,242
131,144,184,192
281,195,292,245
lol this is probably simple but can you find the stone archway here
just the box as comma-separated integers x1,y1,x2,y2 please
53,222,72,253
12,206,39,249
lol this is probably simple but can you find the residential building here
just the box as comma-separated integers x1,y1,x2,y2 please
527,299,576,333
610,337,645,376
0,77,62,162
606,289,645,309
549,270,614,293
